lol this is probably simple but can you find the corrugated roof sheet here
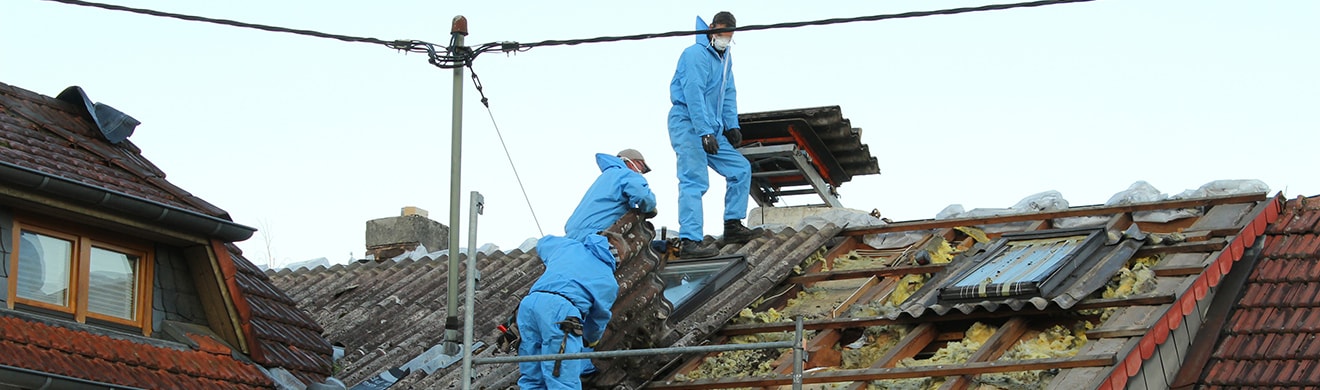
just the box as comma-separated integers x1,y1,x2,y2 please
268,214,843,389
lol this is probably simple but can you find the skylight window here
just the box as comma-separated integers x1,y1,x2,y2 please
659,255,747,320
939,228,1104,301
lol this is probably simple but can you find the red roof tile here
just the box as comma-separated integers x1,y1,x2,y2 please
1199,196,1320,388
0,315,273,389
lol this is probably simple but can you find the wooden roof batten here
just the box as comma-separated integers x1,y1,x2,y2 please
843,192,1267,236
653,194,1274,390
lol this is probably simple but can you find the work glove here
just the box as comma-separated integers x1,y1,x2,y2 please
584,339,600,348
701,134,718,154
642,208,658,219
723,128,742,147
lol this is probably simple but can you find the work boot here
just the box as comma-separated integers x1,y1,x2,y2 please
678,239,718,259
723,219,760,245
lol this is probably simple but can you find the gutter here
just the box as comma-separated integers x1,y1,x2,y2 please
0,160,255,242
0,363,145,390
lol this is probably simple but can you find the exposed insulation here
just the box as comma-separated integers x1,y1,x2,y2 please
887,274,927,306
1078,256,1160,322
928,238,956,264
834,250,892,271
1103,263,1157,299
732,307,786,324
674,331,807,382
955,226,991,244
870,322,998,390
841,325,909,369
842,299,902,319
795,246,830,274
975,323,1089,390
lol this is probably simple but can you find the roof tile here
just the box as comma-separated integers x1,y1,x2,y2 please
0,314,274,389
1199,196,1320,388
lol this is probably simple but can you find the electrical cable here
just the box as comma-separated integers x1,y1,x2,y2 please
486,0,1094,51
41,0,422,48
468,66,545,237
45,0,1096,68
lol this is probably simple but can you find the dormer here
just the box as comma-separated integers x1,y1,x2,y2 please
0,82,338,389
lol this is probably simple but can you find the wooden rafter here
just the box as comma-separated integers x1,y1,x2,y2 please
719,292,1176,336
645,354,1115,389
938,317,1030,390
786,264,946,284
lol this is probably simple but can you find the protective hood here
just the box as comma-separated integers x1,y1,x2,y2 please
595,153,628,172
562,154,656,241
695,16,709,46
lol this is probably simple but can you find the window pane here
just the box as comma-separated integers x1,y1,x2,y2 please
660,260,735,309
87,247,137,320
15,231,72,306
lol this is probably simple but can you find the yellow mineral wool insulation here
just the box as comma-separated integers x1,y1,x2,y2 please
1102,263,1157,299
795,246,830,274
975,323,1089,390
929,238,956,264
842,300,902,319
782,289,834,320
733,307,786,324
1130,255,1161,269
955,226,991,244
871,322,998,390
841,325,910,369
887,274,927,306
834,250,891,271
675,332,805,382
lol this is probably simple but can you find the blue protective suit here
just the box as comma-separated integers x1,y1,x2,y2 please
563,154,657,241
517,235,619,389
667,16,752,241
518,153,647,389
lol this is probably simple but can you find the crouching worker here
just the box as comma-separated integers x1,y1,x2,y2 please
517,149,656,389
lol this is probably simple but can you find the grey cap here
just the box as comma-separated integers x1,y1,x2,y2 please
617,149,650,173
617,148,645,161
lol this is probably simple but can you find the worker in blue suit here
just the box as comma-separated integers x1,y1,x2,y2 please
517,149,656,389
667,11,759,259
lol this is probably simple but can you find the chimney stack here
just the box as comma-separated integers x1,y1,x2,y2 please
364,206,448,260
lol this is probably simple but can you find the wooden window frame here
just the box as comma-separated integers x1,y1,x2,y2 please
6,219,154,334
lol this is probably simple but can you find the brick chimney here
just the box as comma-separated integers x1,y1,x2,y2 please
364,206,448,260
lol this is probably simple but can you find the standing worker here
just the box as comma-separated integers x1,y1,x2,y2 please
517,149,657,389
667,11,758,259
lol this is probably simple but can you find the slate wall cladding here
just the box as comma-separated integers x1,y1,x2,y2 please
0,207,12,306
153,246,208,326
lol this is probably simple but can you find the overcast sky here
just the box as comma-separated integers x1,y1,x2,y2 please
3,0,1316,268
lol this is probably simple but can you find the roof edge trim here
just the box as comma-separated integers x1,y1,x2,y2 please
0,160,254,241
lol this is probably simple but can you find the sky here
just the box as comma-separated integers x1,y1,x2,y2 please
3,0,1317,269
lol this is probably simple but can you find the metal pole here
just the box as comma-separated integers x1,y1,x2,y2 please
472,340,797,365
793,316,804,390
461,191,483,390
444,15,468,357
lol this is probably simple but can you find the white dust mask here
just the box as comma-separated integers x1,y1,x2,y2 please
711,36,731,51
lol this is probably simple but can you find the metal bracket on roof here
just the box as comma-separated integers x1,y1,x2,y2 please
740,144,843,208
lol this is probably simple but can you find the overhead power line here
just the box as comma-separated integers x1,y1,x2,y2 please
44,0,401,46
508,0,1094,50
45,0,1096,68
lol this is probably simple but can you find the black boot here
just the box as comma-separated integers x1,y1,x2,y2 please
678,238,718,259
723,220,760,245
